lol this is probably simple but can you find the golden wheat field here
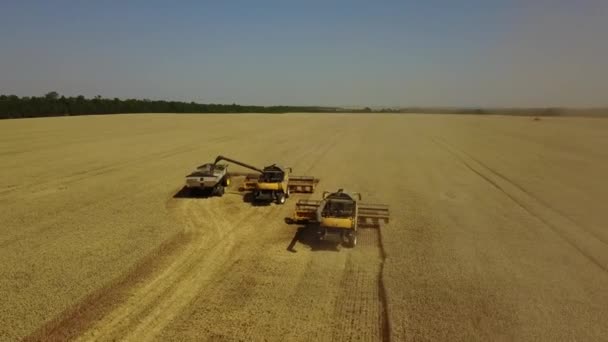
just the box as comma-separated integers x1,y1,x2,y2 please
1,113,607,341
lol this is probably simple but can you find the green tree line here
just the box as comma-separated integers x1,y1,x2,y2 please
0,92,337,119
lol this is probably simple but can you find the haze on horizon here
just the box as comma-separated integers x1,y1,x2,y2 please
1,0,607,108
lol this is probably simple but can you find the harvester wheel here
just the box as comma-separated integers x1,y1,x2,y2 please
276,192,286,205
317,227,326,241
346,231,357,248
214,185,225,197
286,187,290,198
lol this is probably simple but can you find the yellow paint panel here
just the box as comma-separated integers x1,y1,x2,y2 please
257,182,281,190
320,217,353,229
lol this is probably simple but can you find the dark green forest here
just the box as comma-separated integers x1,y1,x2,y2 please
1,92,605,119
0,92,337,119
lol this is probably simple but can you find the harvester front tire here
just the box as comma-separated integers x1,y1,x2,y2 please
276,193,286,205
346,232,357,248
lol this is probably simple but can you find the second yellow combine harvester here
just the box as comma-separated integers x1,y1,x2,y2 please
214,155,319,204
289,189,389,247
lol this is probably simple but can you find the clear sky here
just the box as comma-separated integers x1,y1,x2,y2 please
1,0,606,107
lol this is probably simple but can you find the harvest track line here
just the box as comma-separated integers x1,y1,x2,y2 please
25,184,279,341
24,181,390,340
300,128,346,176
431,137,608,273
326,226,391,342
22,230,192,341
2,143,200,197
78,191,279,342
376,224,392,342
456,147,608,246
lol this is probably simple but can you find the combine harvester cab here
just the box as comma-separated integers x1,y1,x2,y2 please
291,189,389,247
214,155,318,204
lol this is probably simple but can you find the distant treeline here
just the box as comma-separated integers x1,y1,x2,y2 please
0,92,338,119
1,92,605,119
373,107,608,117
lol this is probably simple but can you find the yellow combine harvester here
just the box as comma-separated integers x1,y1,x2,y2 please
214,155,318,204
289,189,389,247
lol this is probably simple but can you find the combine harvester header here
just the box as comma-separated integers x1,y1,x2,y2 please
289,189,389,247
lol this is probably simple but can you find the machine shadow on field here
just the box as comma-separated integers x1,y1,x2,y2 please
173,186,245,200
285,222,342,253
240,191,273,207
173,186,216,199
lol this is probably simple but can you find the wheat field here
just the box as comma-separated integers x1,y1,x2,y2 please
1,113,607,341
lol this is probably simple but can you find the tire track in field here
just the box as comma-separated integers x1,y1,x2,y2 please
335,119,393,342
22,230,192,342
0,175,169,249
71,181,284,341
2,143,201,197
376,226,392,342
0,146,192,249
456,147,608,246
432,137,608,273
0,141,212,249
72,194,239,341
331,227,391,342
299,127,346,175
76,202,235,341
25,124,388,341
0,122,218,157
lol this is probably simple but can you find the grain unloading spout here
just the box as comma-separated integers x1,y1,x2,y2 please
214,155,264,174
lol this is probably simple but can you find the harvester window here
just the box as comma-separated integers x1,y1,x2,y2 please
322,200,354,218
261,171,284,182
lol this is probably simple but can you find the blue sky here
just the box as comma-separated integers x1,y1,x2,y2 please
1,1,606,107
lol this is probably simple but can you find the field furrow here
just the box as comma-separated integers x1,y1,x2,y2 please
2,114,607,341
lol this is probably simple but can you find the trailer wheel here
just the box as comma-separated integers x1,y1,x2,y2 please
214,185,225,197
